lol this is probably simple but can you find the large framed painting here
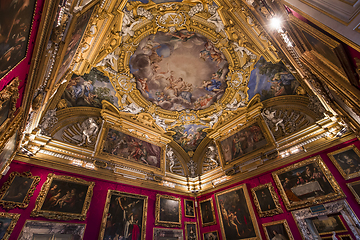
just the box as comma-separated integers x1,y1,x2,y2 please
310,213,347,235
99,190,148,240
155,194,181,227
272,156,345,210
215,184,261,240
0,0,37,80
199,198,216,227
184,199,195,218
31,173,95,220
328,145,360,180
0,171,40,209
153,228,184,240
347,180,360,204
203,231,219,240
251,183,283,217
185,222,198,240
18,220,86,240
262,219,294,240
0,212,20,240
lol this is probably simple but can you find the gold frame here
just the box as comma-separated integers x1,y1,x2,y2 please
184,199,195,218
328,145,360,180
98,190,148,240
185,221,198,240
0,77,19,133
0,171,40,210
153,227,184,240
339,234,353,240
262,219,294,240
272,155,345,211
347,180,360,204
251,182,283,217
31,173,95,220
203,230,219,240
155,193,182,228
0,212,20,240
311,214,347,236
199,198,216,227
215,183,261,240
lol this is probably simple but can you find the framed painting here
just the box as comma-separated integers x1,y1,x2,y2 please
31,173,95,220
347,180,360,204
18,220,86,240
153,228,184,240
99,190,148,240
0,78,19,133
272,156,345,210
203,231,219,240
199,198,216,227
185,222,198,240
339,234,353,240
0,212,20,240
311,214,347,235
262,220,294,240
251,183,283,217
184,199,195,218
0,0,37,80
0,130,19,175
328,145,360,180
215,184,261,240
0,171,40,209
155,194,181,227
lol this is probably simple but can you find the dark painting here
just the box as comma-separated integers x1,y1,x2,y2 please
333,148,360,176
264,223,291,240
200,200,215,226
159,198,180,223
0,100,10,127
153,228,183,240
0,217,13,239
184,199,195,217
185,222,197,240
1,176,34,203
0,131,17,173
170,124,207,152
0,0,37,79
203,231,219,240
311,214,346,235
255,188,276,212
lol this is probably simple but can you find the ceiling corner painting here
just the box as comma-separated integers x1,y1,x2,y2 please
170,124,207,153
0,0,37,79
130,30,229,111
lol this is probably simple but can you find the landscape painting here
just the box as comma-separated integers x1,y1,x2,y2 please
170,124,207,152
130,30,229,111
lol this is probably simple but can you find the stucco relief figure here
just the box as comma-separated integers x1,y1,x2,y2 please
262,109,285,132
121,10,142,37
78,118,99,146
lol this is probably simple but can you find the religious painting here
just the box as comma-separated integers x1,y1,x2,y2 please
170,124,207,152
251,183,283,217
31,173,95,220
155,194,181,227
184,199,195,218
0,130,18,174
328,145,360,180
262,220,294,240
18,220,86,240
310,214,347,235
0,171,40,209
272,156,345,210
99,190,148,240
219,122,268,163
185,222,198,240
102,128,162,168
339,234,353,240
0,212,20,240
130,29,229,111
0,0,37,79
247,56,301,101
347,180,360,204
61,68,119,108
153,228,184,240
203,231,219,240
199,198,216,227
215,184,261,240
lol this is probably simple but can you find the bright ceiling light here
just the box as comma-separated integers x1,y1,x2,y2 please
270,17,282,29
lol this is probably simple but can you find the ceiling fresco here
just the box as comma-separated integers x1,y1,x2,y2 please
169,124,207,152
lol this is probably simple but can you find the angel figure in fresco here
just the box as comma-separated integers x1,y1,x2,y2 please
269,71,296,96
202,72,222,92
166,31,195,42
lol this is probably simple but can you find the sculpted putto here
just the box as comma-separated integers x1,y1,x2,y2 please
78,118,99,146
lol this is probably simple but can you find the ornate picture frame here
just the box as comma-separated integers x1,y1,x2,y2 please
328,145,360,180
31,173,95,220
0,171,40,209
347,180,360,204
0,78,19,134
272,156,345,210
185,221,198,240
203,230,219,240
153,227,184,240
262,219,294,240
199,198,216,227
311,213,347,235
339,234,353,240
98,190,148,240
184,199,195,218
251,183,283,217
155,194,182,228
0,212,20,240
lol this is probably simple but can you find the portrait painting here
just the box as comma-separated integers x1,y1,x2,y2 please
99,190,148,240
31,173,95,220
170,124,207,152
184,199,195,218
0,0,37,79
130,29,229,111
18,220,86,240
102,128,162,168
0,171,40,209
247,57,301,102
220,122,267,163
153,228,184,240
0,100,10,129
155,194,181,227
251,183,283,217
61,68,119,109
199,198,216,227
339,234,353,240
0,130,18,174
0,212,20,240
311,214,347,235
262,220,294,240
185,222,197,240
272,156,345,210
203,231,219,240
215,184,261,240
328,145,360,180
347,180,360,204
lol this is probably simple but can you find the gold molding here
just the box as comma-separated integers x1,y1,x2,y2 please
0,212,20,240
0,77,20,134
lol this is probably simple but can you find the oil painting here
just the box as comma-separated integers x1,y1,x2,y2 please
203,231,219,240
102,128,161,168
311,214,347,235
215,184,261,240
99,190,148,240
0,130,18,174
328,145,360,180
251,183,283,218
0,0,37,79
185,222,197,240
262,220,294,240
153,228,184,240
347,180,360,204
155,194,181,227
170,124,207,152
247,57,300,101
0,212,20,240
220,122,267,163
184,199,195,218
199,198,216,227
130,30,229,111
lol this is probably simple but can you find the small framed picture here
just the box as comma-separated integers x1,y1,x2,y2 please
203,231,219,240
155,194,182,227
185,221,198,240
328,145,360,180
184,199,195,218
311,214,347,235
347,180,360,204
199,198,216,227
0,212,20,240
262,219,294,240
251,183,283,217
339,234,353,240
153,227,184,240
